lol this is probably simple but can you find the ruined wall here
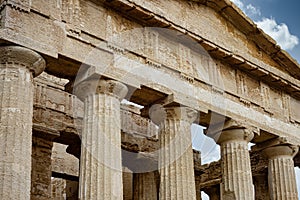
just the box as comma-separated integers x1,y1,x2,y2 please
51,143,79,200
31,137,53,200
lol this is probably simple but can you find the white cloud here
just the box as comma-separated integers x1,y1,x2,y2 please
246,4,261,16
230,0,261,17
256,18,299,50
231,0,244,9
230,0,299,50
191,125,221,164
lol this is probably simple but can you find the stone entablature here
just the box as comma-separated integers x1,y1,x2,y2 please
1,0,300,97
33,66,300,147
33,79,157,143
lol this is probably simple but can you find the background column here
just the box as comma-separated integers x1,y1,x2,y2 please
263,145,299,200
0,46,45,199
75,79,128,200
133,172,158,200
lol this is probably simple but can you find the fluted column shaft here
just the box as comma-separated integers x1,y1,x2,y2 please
75,79,128,200
133,172,157,200
263,145,299,200
151,106,198,200
0,46,45,200
218,128,255,200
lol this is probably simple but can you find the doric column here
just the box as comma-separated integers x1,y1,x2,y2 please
0,46,45,200
133,172,158,200
75,79,128,200
263,145,299,200
214,122,255,200
150,106,198,200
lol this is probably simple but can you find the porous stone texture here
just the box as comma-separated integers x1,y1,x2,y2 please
123,168,133,200
151,106,198,200
253,173,270,200
51,177,79,200
52,143,79,177
203,185,220,200
217,127,255,200
74,79,128,199
51,143,79,200
263,145,299,200
195,183,202,200
31,136,53,200
133,171,158,200
0,46,45,200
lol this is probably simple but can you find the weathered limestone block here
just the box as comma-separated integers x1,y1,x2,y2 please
263,145,299,200
203,185,220,200
253,173,270,200
51,177,78,199
123,167,133,200
150,106,198,200
31,136,53,200
133,171,158,200
209,121,255,200
196,189,201,200
1,0,31,11
52,143,79,177
51,143,79,200
0,46,45,200
74,79,128,200
195,181,202,200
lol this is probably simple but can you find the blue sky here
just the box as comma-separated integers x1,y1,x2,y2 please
231,0,300,62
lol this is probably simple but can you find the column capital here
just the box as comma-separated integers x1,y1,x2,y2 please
217,128,254,144
263,145,299,159
207,120,257,144
74,79,128,101
0,46,45,77
149,105,198,125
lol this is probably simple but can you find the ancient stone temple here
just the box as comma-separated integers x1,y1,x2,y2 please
0,0,299,199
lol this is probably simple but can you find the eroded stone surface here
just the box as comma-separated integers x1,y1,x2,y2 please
214,124,255,200
75,79,128,199
263,145,299,200
0,46,45,200
152,106,198,200
31,137,53,200
133,171,158,200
